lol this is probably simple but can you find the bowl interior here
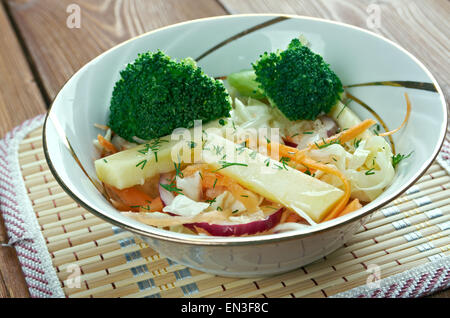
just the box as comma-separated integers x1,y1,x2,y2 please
44,14,447,244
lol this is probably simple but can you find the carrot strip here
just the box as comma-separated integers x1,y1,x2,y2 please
284,211,304,223
98,134,118,154
265,119,377,221
202,172,260,212
379,93,411,137
310,118,377,150
299,157,352,222
268,118,376,164
336,198,362,218
105,184,163,212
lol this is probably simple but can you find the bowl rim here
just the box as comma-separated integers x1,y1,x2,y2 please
43,13,448,246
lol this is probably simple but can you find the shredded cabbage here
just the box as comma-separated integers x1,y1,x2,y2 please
308,136,395,202
232,97,395,204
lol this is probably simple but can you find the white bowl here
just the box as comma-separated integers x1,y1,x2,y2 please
43,14,447,277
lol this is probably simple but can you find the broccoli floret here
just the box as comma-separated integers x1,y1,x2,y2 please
108,51,232,142
229,38,343,121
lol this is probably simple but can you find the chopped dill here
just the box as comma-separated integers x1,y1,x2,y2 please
315,138,341,149
212,161,248,172
392,152,413,169
213,145,224,155
279,156,291,170
354,138,362,149
236,141,247,155
160,183,183,195
274,164,285,170
174,161,184,178
205,197,217,205
249,151,258,160
136,160,147,170
337,99,351,119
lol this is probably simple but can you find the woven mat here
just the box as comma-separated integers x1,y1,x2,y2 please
0,115,449,298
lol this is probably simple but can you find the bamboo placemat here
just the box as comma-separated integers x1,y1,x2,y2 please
10,125,450,297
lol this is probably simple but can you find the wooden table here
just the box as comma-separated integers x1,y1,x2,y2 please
0,0,448,298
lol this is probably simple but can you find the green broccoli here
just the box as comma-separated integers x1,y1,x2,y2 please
229,38,344,121
108,51,232,142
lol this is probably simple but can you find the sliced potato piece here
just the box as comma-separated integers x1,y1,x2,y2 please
95,120,225,189
201,133,344,223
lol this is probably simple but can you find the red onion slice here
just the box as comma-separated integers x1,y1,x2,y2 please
185,207,285,236
283,138,298,148
159,173,175,207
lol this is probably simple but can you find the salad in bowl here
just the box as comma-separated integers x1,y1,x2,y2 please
94,37,411,237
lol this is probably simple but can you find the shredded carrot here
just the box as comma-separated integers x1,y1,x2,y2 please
105,184,163,212
310,119,377,150
180,164,260,212
202,172,260,212
264,118,379,221
379,93,411,137
336,198,362,218
284,211,304,223
98,134,118,154
267,118,375,165
299,157,352,222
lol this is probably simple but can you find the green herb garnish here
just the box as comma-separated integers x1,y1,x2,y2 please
212,161,248,172
205,197,217,205
174,161,184,178
392,152,412,169
354,138,362,149
160,183,183,195
136,160,147,170
315,138,341,149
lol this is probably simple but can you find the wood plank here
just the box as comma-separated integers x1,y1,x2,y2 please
219,0,450,102
0,4,46,139
6,0,228,101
